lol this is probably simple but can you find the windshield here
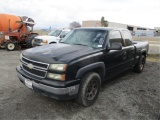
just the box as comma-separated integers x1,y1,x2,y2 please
60,29,107,48
48,30,62,37
60,31,70,36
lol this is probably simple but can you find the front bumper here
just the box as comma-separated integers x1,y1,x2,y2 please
16,66,80,100
33,42,47,46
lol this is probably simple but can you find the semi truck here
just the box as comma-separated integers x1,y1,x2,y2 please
16,27,149,106
0,13,38,51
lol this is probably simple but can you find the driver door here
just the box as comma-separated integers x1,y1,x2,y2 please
104,30,125,79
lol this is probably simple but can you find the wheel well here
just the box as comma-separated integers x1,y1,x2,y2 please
76,62,105,81
142,51,147,57
5,39,18,45
49,42,56,44
86,67,104,81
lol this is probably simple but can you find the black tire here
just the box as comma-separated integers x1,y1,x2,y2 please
26,34,37,48
5,41,16,51
133,55,146,73
76,72,101,107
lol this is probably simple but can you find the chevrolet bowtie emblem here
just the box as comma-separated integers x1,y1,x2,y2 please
27,63,33,69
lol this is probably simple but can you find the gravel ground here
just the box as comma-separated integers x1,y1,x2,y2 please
0,49,160,120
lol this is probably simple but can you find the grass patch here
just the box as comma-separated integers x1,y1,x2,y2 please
147,54,160,62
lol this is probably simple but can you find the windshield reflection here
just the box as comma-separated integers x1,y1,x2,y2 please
48,30,62,37
60,29,107,48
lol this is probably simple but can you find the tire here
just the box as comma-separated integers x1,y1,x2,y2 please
76,72,101,107
5,41,16,51
133,55,146,73
26,34,37,48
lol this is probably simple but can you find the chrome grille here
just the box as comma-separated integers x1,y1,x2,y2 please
21,56,49,78
34,39,42,44
22,57,48,69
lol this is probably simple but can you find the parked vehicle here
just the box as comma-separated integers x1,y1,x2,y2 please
0,13,38,51
33,29,71,46
16,27,149,106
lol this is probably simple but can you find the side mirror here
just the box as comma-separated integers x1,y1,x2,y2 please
107,42,122,50
60,34,65,38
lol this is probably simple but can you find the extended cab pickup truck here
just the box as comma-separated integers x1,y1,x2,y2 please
16,27,149,106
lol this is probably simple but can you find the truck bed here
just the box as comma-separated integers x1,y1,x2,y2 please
133,41,149,53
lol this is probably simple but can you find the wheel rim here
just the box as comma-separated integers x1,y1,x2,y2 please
140,58,145,70
86,79,98,100
8,43,15,50
31,39,35,46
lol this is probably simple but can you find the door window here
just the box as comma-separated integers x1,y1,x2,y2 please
109,31,124,46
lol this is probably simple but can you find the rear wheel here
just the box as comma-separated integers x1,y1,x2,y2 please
133,55,146,73
26,34,37,48
5,41,16,51
76,72,101,107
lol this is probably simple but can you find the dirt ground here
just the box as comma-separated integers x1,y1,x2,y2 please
0,49,160,120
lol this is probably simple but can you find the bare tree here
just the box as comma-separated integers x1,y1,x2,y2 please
101,17,108,27
69,21,81,30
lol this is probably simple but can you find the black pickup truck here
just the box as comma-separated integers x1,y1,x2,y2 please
16,27,149,106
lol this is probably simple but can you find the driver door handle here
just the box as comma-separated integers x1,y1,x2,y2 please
122,50,127,60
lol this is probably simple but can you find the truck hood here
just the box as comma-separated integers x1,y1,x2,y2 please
35,35,58,41
22,43,101,64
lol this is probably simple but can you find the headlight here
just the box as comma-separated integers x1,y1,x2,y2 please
42,40,48,44
20,53,22,61
47,73,65,81
49,64,67,71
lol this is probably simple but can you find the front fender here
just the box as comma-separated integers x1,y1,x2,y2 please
141,49,147,57
48,39,58,44
76,62,105,81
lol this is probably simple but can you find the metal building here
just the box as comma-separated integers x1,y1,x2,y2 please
82,20,151,31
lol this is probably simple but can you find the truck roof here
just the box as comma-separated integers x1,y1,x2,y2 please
75,27,128,31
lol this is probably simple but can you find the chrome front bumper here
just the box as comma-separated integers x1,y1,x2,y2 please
16,66,80,100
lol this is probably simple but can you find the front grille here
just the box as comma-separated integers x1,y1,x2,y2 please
22,56,49,78
34,39,42,43
22,65,46,78
22,57,48,69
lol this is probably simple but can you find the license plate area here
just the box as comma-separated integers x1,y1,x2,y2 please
25,79,33,89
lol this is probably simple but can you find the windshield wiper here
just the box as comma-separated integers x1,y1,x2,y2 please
59,42,68,44
73,43,88,46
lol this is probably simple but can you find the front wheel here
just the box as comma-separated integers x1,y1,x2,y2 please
76,72,101,107
133,55,146,73
5,41,16,51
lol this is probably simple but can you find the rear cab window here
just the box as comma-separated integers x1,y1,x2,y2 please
121,30,133,46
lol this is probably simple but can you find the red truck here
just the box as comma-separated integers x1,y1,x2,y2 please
0,13,38,51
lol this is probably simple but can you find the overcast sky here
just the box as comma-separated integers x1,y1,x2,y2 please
0,0,159,29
